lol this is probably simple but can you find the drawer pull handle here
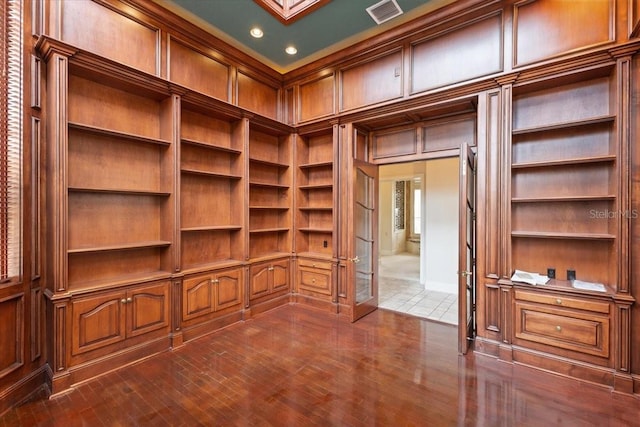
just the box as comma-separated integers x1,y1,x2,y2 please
556,326,562,332
556,299,562,305
268,266,274,271
312,264,316,268
312,279,316,283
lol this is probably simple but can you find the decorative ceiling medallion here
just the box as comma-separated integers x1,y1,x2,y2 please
253,0,331,25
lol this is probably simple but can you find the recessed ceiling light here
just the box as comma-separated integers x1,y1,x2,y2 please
250,27,263,38
285,46,297,55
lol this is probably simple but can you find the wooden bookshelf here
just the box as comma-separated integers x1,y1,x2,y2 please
510,66,618,288
248,126,293,260
179,107,246,273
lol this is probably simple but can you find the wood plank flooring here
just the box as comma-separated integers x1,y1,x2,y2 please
1,304,638,426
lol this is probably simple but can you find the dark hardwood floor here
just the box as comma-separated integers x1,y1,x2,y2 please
1,304,638,426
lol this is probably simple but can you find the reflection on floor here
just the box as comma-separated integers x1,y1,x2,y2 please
379,253,458,325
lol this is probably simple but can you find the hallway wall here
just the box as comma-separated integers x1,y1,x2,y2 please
424,158,459,294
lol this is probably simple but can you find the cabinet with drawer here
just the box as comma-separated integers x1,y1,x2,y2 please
297,258,333,298
513,288,612,366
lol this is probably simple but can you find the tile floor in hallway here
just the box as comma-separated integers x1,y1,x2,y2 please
378,277,458,325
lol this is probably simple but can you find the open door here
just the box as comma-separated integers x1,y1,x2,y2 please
347,129,378,322
458,142,476,354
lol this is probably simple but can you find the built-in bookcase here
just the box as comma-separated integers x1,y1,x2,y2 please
66,74,175,290
248,125,293,260
179,105,246,272
295,130,336,258
510,66,618,288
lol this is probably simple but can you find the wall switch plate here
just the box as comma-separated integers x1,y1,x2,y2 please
567,269,576,281
547,268,555,279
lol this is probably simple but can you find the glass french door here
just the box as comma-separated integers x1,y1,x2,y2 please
350,159,378,322
458,142,476,354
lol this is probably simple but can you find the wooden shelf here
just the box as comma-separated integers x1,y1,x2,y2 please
249,206,289,210
511,231,615,240
181,167,242,180
180,259,245,276
68,187,171,197
298,207,333,211
299,184,333,190
249,157,289,168
511,115,615,136
68,240,172,254
181,225,242,232
511,155,616,169
181,138,242,154
249,181,289,189
511,195,616,203
68,122,171,146
249,227,290,234
299,161,333,169
296,252,334,261
298,228,333,233
67,271,173,296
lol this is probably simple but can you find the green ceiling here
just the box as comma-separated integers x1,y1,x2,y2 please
164,0,448,72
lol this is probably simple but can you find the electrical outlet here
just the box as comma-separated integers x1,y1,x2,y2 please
547,268,555,279
567,269,576,281
323,240,328,248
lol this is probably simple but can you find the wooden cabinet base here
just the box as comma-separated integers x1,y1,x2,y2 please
473,340,635,394
292,293,337,313
244,294,291,318
46,336,170,397
180,310,245,343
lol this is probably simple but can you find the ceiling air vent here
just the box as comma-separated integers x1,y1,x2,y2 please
366,0,403,25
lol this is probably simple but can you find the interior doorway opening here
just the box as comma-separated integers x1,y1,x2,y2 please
378,157,459,324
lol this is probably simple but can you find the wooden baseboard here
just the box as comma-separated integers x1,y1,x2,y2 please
0,366,48,417
48,337,170,397
181,311,245,342
511,346,614,389
292,293,338,313
245,294,291,318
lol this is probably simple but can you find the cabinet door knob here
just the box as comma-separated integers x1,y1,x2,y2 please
556,299,562,305
555,325,562,332
126,297,132,303
312,279,316,283
268,266,274,271
121,298,127,304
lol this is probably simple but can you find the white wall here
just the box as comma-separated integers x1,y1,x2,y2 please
379,180,393,256
424,157,459,293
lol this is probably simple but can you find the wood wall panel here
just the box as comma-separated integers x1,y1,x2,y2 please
514,0,614,67
422,117,475,152
298,74,335,122
237,71,278,119
169,38,230,102
59,0,158,75
372,128,416,160
632,0,640,37
411,13,502,93
340,50,403,111
0,294,24,378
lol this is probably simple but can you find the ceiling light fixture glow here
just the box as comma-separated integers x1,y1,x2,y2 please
285,46,297,55
250,27,263,38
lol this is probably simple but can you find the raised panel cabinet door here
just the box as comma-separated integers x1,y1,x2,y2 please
71,292,126,356
214,269,243,311
249,264,271,299
127,282,170,338
182,274,214,321
271,260,289,292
